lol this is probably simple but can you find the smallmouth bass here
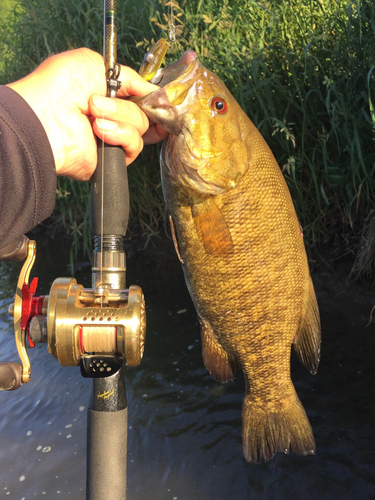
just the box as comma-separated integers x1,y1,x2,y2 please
133,51,321,463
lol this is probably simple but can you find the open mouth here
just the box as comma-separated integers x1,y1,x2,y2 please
128,51,201,135
128,51,199,115
151,50,199,88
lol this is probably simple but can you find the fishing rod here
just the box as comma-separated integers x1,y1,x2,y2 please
0,1,147,499
0,1,175,498
86,1,136,498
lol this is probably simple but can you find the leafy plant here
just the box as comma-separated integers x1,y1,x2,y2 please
1,0,375,274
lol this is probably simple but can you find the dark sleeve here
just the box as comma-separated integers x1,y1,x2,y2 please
0,85,56,249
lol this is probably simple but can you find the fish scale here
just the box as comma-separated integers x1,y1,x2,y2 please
132,50,321,463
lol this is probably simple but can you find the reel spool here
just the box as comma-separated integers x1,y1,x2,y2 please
46,278,146,368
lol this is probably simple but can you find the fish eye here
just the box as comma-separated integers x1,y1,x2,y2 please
211,96,228,114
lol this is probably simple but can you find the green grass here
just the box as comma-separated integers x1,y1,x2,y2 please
0,0,15,20
1,0,375,275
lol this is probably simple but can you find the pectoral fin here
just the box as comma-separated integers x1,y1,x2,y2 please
164,204,172,239
293,277,321,374
192,198,234,257
200,316,240,383
165,206,184,264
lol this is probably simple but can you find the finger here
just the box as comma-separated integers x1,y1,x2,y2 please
116,65,159,97
143,123,169,145
93,119,144,166
89,94,150,136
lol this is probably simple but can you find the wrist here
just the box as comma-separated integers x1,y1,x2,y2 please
7,76,66,172
7,74,95,181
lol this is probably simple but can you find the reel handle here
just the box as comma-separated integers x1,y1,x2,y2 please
0,362,23,391
0,235,29,262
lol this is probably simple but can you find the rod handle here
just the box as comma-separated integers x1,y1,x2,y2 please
91,141,129,237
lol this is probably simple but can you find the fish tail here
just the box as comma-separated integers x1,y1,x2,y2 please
242,390,316,464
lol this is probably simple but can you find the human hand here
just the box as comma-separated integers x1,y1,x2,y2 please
7,48,168,181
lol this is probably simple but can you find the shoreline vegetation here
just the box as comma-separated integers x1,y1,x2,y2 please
1,0,375,277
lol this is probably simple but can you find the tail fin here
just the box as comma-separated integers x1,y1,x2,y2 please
242,391,315,463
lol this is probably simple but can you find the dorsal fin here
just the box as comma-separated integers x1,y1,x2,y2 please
192,198,234,257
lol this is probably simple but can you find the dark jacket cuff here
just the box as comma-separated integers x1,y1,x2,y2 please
0,85,56,249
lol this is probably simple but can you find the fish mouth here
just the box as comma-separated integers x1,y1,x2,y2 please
129,51,200,135
131,50,231,193
151,49,198,87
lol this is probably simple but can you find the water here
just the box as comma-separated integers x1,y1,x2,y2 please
0,236,374,499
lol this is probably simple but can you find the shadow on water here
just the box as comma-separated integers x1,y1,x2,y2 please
0,235,374,499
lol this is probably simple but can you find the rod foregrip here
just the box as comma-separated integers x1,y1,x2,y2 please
91,140,129,237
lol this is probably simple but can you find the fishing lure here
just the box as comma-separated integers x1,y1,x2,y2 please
139,38,170,81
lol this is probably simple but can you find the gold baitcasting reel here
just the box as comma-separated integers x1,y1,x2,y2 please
5,239,146,388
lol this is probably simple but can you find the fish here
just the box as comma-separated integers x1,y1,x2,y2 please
132,50,321,463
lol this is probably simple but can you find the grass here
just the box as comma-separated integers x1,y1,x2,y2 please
0,0,167,257
1,0,375,275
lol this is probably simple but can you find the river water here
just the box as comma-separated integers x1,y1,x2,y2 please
0,235,374,499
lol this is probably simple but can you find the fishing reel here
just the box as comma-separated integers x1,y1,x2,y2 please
1,237,146,390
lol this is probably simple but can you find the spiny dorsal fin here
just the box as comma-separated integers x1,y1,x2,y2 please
192,198,234,257
293,277,321,374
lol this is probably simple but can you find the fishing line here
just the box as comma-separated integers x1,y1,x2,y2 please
100,131,104,307
168,1,176,44
100,0,106,305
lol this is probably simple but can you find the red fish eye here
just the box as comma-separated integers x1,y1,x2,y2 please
212,97,228,114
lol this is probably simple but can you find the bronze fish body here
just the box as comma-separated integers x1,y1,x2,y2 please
134,51,321,463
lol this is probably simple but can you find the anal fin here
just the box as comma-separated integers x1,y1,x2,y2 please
199,316,240,383
293,277,321,374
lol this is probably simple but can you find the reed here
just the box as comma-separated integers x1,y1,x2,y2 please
1,0,374,274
